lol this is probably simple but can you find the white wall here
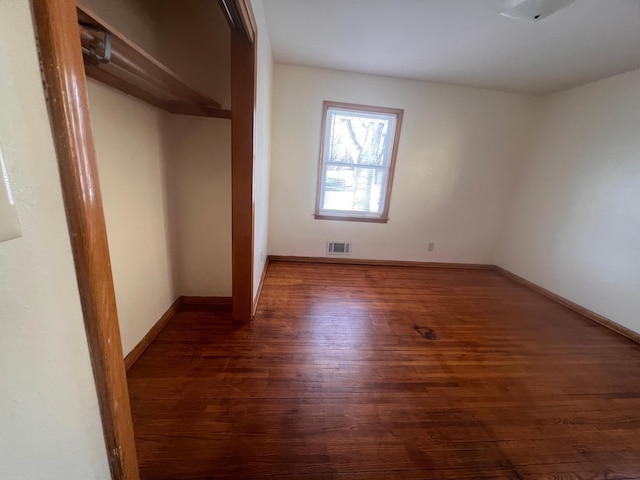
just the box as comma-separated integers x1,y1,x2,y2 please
251,0,274,300
148,0,231,109
81,0,160,57
88,81,175,356
154,1,233,298
496,68,640,334
164,116,232,296
0,2,110,478
85,0,233,352
269,65,537,263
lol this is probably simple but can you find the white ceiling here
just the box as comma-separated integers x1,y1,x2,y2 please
263,0,640,95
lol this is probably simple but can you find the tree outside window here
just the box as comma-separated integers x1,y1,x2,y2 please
315,101,403,223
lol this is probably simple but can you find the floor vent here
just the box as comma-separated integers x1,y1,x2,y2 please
327,241,351,255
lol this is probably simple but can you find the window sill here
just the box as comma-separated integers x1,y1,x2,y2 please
314,213,389,224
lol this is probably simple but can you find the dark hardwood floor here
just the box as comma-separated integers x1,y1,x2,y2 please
127,261,640,480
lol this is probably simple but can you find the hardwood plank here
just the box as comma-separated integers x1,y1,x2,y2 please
33,0,139,477
269,255,494,270
125,297,182,371
180,296,233,304
180,296,233,311
494,265,640,345
128,262,640,479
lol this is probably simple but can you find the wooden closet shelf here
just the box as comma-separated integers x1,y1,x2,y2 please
77,5,231,120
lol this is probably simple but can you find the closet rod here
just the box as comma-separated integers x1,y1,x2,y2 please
79,26,219,111
77,5,231,119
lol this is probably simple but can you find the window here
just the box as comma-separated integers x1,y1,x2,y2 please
315,101,403,223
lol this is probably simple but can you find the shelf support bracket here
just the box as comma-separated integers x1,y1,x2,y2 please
80,22,112,65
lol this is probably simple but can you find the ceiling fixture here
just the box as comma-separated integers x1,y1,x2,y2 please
500,0,577,22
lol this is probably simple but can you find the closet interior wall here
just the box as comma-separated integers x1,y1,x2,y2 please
82,0,232,355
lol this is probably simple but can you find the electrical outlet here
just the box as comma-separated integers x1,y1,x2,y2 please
427,242,435,252
260,250,265,262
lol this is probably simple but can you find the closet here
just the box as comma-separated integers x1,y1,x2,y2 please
33,0,256,475
78,0,233,358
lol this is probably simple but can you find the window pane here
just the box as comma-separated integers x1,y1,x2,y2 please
322,165,386,214
326,110,395,166
316,102,402,221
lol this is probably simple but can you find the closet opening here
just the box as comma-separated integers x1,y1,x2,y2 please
32,0,256,478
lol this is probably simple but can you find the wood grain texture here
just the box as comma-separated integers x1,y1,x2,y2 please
126,297,232,371
269,255,494,270
77,6,220,109
33,1,139,478
181,296,233,307
84,64,232,119
230,28,256,323
78,5,229,119
494,266,640,345
124,298,182,371
166,101,232,119
84,64,168,111
128,261,640,479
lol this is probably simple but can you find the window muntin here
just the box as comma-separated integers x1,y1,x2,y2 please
315,101,403,222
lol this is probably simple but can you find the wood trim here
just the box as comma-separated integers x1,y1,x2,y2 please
314,101,404,222
77,5,221,109
252,257,270,316
230,28,256,323
124,298,182,371
235,0,257,43
494,266,640,345
217,0,238,31
84,66,233,119
268,256,494,270
79,4,228,118
166,101,232,119
32,1,139,478
217,0,257,43
125,296,234,372
84,64,168,110
181,296,233,306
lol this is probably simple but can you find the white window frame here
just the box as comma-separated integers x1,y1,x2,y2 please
314,101,403,223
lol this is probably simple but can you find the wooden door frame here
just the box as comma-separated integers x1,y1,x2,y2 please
221,0,258,323
32,0,257,478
